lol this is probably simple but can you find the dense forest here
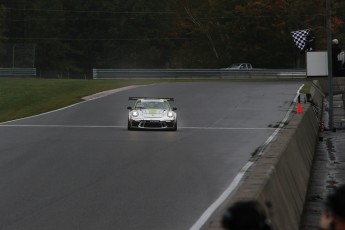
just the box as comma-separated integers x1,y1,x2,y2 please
0,0,344,76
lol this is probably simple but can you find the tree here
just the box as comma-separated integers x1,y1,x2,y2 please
26,0,67,71
102,0,178,68
0,3,7,67
2,0,345,72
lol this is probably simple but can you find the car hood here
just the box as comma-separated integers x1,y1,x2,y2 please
141,109,166,117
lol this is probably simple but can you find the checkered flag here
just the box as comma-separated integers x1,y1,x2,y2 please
291,29,311,51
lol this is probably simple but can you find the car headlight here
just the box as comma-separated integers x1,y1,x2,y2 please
132,110,139,117
167,111,174,118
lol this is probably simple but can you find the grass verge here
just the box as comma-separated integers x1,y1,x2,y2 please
0,78,167,123
300,82,311,94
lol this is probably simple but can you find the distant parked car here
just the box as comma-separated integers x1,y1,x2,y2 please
224,63,252,70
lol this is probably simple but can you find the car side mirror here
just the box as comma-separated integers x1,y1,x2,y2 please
173,107,177,111
127,106,132,110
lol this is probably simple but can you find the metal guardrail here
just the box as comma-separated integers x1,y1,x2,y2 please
0,68,37,77
93,68,306,79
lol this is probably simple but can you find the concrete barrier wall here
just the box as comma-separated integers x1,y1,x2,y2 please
258,104,319,230
207,86,322,230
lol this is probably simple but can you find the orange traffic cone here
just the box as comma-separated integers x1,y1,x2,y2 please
296,103,303,114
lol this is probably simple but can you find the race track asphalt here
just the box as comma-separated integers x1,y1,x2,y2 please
0,81,304,230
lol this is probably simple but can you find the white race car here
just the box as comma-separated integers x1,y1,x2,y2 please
127,97,177,131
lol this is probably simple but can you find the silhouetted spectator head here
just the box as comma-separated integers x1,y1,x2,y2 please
320,184,345,230
326,184,345,219
222,201,271,230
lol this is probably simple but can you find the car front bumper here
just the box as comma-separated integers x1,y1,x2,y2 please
129,119,176,129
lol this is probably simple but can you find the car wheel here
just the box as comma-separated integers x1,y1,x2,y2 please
172,121,177,131
128,120,132,130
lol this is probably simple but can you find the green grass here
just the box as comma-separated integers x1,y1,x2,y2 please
300,82,311,94
0,78,167,123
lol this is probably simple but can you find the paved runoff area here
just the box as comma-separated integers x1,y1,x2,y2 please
300,94,345,230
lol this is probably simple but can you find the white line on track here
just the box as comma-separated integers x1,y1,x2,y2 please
181,127,275,130
0,124,125,128
81,85,142,101
189,84,304,230
0,124,276,130
190,161,254,230
0,101,88,125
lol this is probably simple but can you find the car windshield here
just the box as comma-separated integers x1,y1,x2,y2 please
135,101,170,110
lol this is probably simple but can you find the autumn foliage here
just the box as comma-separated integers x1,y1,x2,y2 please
1,0,344,73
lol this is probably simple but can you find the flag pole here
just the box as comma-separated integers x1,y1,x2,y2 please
326,0,334,131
